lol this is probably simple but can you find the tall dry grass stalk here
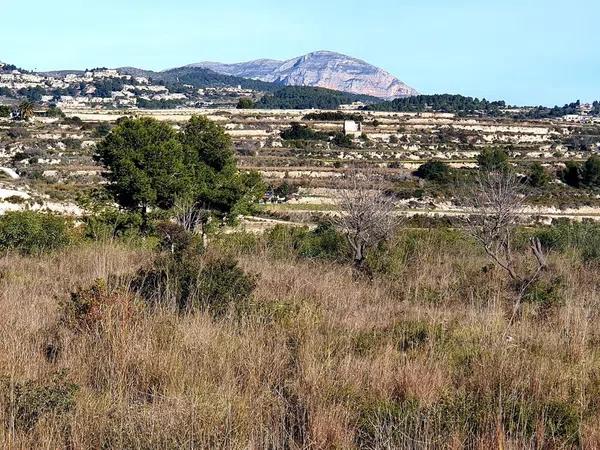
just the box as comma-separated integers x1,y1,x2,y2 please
0,236,597,449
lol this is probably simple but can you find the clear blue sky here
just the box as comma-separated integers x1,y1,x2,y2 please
1,0,598,106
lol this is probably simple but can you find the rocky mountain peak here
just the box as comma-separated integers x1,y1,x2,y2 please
188,51,417,99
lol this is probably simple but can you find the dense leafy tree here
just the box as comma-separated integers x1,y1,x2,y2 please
582,155,600,187
155,67,277,92
181,117,265,223
565,129,600,152
93,78,125,97
136,98,185,109
180,115,234,172
415,160,452,183
561,161,582,188
280,122,329,141
17,86,45,102
236,97,254,109
0,105,10,118
0,63,20,72
45,105,65,118
94,117,191,222
269,181,300,200
93,123,112,138
0,87,13,97
526,162,551,188
559,157,600,189
96,115,264,231
477,148,510,172
332,132,353,148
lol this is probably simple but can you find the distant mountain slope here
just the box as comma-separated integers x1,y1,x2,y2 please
195,59,282,80
160,67,279,91
188,51,418,99
118,66,281,92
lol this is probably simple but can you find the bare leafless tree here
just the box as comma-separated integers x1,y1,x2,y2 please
333,171,399,275
462,170,547,319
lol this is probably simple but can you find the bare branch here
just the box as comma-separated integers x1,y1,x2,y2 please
460,169,548,322
172,198,211,248
333,170,400,273
462,170,527,282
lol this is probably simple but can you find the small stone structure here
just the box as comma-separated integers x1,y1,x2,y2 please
343,120,362,137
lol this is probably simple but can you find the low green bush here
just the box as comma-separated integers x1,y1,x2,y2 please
522,276,565,317
265,223,348,261
332,132,353,148
414,160,452,183
303,111,363,122
477,148,510,172
0,372,78,431
298,223,348,260
154,221,203,255
0,211,73,255
280,123,329,141
354,391,580,448
264,225,309,258
135,250,257,317
542,400,581,445
214,231,260,255
369,228,471,275
194,256,257,317
534,220,600,261
83,209,143,242
355,398,421,449
526,162,552,187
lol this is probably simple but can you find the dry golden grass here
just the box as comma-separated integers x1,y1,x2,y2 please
0,234,598,449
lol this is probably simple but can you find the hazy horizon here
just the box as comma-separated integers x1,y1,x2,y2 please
2,0,598,106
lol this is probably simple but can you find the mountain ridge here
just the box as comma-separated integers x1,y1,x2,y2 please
187,51,417,99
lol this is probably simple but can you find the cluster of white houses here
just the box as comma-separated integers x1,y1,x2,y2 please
0,65,263,109
0,67,192,108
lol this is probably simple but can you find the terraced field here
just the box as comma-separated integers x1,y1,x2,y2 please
1,108,599,224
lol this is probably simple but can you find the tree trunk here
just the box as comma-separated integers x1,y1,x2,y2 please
200,218,209,248
352,245,373,280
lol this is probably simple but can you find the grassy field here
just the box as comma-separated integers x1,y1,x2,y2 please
0,225,598,449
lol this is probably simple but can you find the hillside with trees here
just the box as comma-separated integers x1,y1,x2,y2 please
516,100,583,120
117,66,280,92
363,94,507,115
255,86,380,109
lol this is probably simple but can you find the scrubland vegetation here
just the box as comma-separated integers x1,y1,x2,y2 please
1,113,600,449
0,212,599,448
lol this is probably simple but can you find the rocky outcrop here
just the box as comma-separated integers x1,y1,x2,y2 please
189,51,418,99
